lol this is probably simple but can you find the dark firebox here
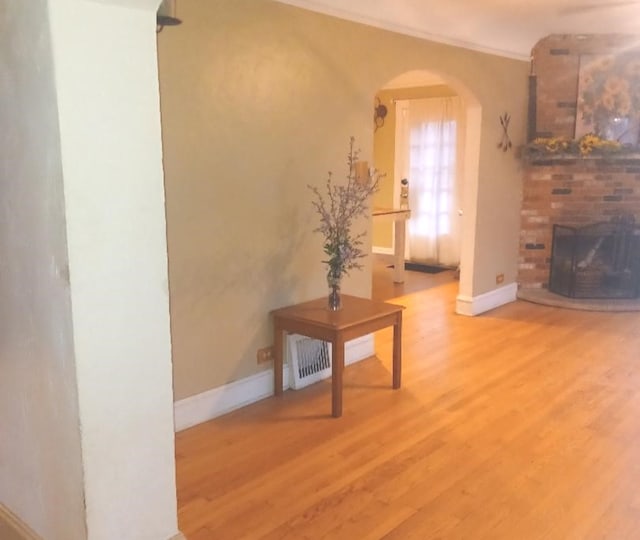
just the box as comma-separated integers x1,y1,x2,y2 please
549,216,640,299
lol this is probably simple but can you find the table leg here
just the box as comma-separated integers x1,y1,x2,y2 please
393,219,406,283
331,337,345,417
392,313,402,389
274,321,284,396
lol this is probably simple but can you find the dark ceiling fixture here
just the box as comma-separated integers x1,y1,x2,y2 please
374,98,388,131
157,0,182,33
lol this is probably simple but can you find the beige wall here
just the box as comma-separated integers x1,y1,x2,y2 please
372,85,458,249
0,1,85,538
158,0,529,400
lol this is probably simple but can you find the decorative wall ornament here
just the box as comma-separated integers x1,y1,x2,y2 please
498,112,512,151
374,98,388,131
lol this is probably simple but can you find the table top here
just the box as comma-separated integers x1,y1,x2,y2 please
271,294,404,331
372,207,411,218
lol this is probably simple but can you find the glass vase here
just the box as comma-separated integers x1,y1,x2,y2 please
327,276,342,311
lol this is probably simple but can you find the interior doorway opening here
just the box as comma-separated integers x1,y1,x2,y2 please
371,70,482,303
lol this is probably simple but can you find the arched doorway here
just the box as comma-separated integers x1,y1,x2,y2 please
372,69,481,309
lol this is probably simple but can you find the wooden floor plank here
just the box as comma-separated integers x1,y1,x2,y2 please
176,263,640,538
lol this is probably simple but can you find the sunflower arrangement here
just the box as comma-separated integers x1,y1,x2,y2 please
523,133,624,158
577,133,622,156
530,136,571,154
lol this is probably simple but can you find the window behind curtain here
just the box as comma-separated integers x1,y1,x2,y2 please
396,96,463,266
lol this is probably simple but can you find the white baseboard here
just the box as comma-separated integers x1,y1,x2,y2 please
343,333,375,365
372,246,394,255
168,533,186,540
174,334,374,432
456,282,517,316
0,504,41,540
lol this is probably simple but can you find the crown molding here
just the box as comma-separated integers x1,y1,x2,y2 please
274,0,529,61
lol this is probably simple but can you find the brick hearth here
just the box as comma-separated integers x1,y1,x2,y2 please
518,156,640,290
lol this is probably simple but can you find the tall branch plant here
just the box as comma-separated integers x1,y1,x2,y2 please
308,137,382,288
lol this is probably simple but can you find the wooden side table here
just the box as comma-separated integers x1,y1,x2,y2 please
271,294,405,417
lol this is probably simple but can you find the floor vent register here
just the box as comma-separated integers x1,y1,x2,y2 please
287,334,332,390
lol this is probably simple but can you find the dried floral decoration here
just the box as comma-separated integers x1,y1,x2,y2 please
523,133,624,159
308,137,382,288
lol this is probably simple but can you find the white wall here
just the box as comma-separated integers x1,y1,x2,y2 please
1,0,181,537
0,1,86,538
46,0,181,538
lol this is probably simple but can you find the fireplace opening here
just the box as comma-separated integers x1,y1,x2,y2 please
549,217,640,299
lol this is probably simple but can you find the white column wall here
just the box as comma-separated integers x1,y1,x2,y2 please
48,1,180,539
0,1,86,538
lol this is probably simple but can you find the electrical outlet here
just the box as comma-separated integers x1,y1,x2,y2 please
496,273,504,285
257,346,274,364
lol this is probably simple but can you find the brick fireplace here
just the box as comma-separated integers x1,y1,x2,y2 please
518,157,640,291
517,34,640,299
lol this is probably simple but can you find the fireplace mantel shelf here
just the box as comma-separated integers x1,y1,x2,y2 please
525,153,640,166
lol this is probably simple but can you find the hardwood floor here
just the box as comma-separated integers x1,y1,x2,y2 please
370,253,455,302
175,269,640,539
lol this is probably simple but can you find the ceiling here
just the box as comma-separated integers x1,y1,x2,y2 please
276,0,640,59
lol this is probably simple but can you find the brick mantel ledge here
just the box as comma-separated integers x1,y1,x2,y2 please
524,154,640,166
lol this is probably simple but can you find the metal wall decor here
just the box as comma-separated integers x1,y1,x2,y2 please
498,112,512,151
374,98,388,131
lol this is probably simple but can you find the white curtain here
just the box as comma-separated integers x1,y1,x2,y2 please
395,97,464,267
